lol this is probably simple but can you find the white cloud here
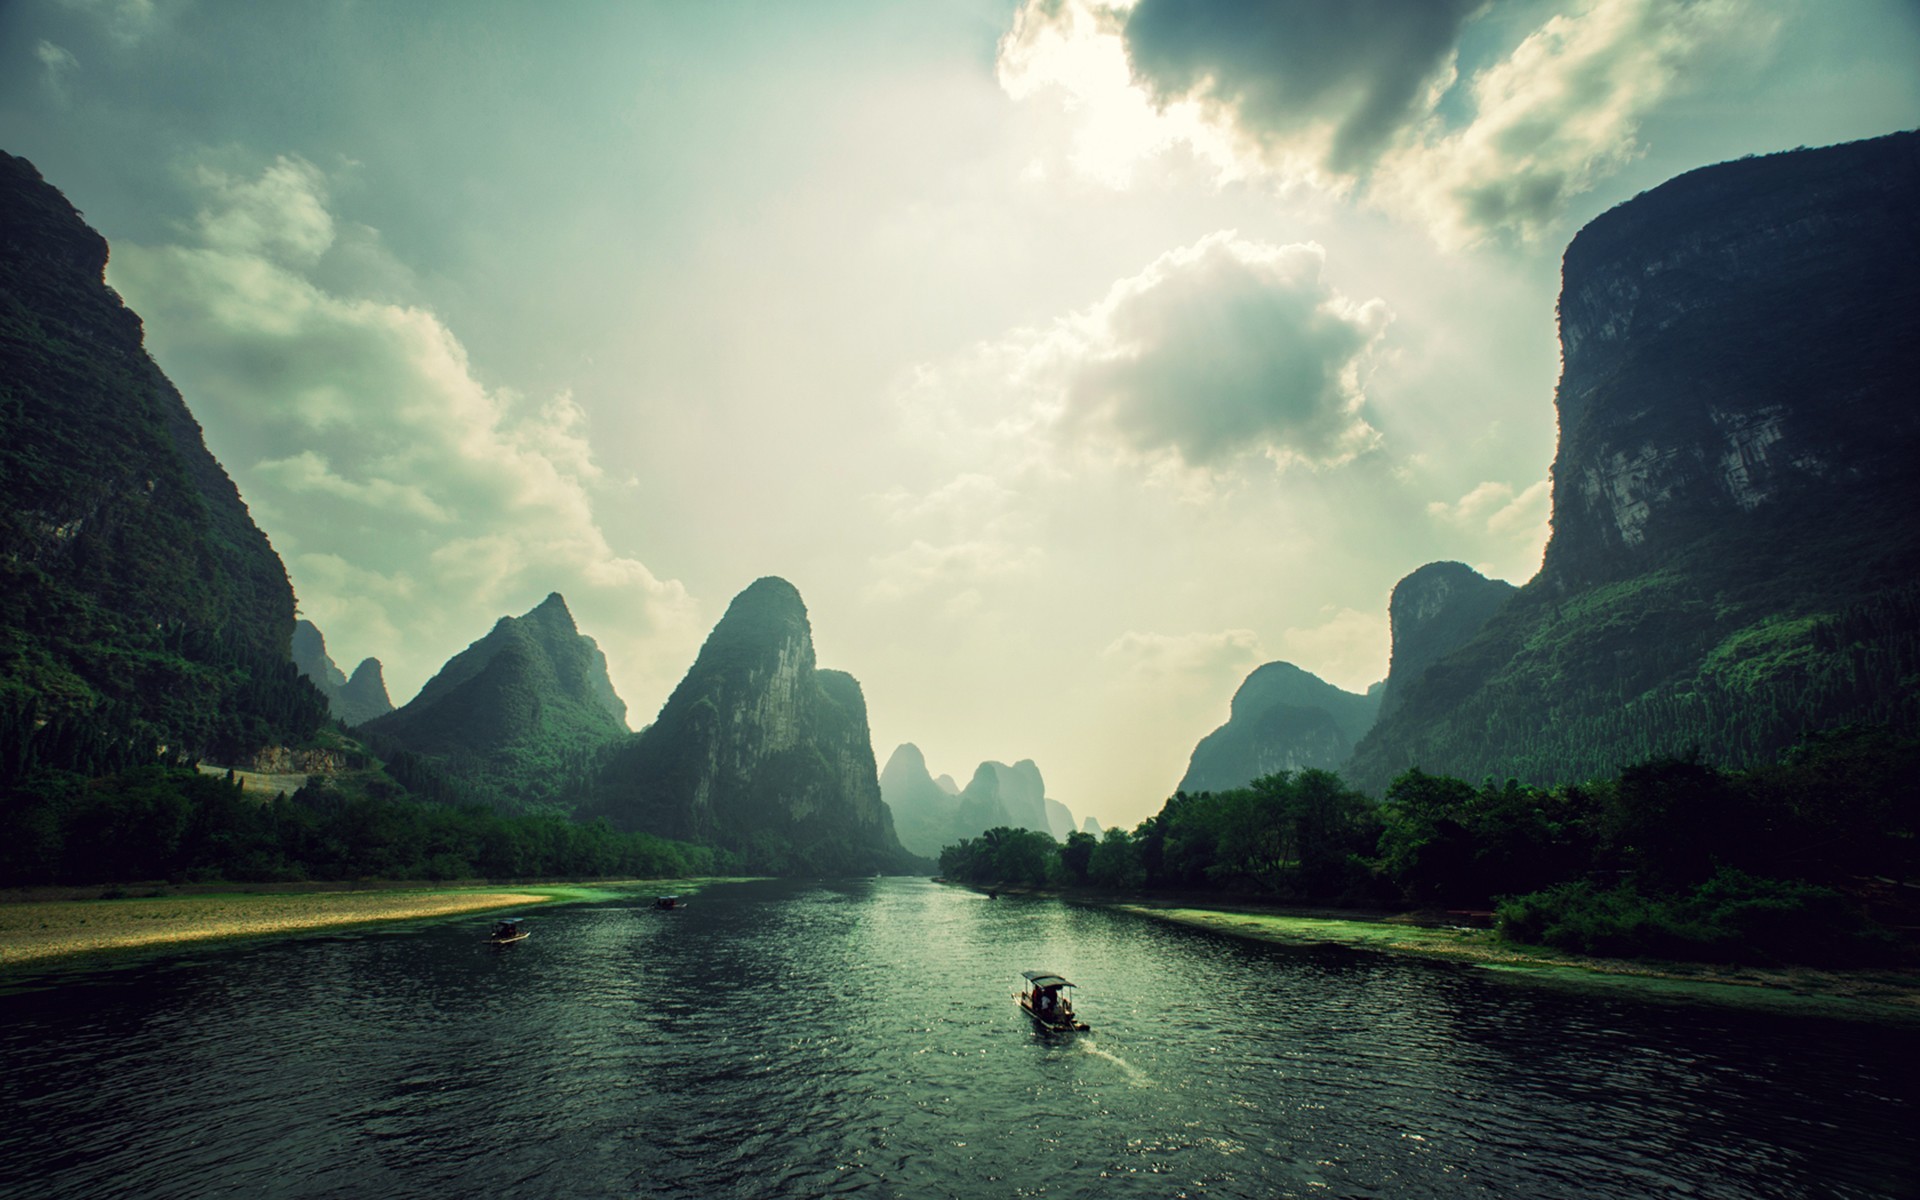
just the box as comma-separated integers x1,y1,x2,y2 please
191,157,337,265
865,537,1043,604
1060,233,1389,468
905,231,1389,477
1426,478,1551,580
1278,607,1390,694
1376,0,1774,247
108,155,702,712
1101,628,1265,683
997,0,1250,188
35,40,79,103
1001,0,1779,245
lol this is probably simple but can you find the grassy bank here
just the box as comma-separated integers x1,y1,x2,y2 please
1108,899,1920,1024
0,878,722,971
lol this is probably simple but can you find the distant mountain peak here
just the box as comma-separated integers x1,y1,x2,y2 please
587,577,913,873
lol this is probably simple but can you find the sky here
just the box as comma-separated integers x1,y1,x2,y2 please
4,0,1915,830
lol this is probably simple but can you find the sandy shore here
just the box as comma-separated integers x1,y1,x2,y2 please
0,888,552,969
1111,901,1920,1024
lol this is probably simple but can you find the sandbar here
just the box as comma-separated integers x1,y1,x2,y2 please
1111,901,1920,1024
0,888,551,969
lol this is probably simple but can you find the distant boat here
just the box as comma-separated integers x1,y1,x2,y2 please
653,896,683,910
487,918,528,945
1016,970,1089,1032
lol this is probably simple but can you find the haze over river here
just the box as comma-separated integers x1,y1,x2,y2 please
3,879,1916,1199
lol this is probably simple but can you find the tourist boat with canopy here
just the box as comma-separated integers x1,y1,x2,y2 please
487,918,529,945
1016,970,1089,1031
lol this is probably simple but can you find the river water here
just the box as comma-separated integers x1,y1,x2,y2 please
3,878,1916,1199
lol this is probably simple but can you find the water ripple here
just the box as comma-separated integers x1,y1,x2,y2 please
2,879,1917,1199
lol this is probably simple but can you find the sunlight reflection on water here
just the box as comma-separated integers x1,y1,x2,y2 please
2,878,1916,1199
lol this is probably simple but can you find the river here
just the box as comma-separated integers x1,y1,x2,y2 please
2,878,1915,1199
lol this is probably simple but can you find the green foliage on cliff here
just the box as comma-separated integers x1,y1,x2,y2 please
0,151,328,773
363,595,631,814
0,761,717,887
588,578,921,876
1350,133,1920,795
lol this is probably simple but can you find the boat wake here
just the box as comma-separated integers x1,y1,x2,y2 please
1077,1040,1151,1087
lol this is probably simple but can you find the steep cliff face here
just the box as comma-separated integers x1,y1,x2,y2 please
1178,661,1382,794
1348,132,1920,793
591,577,914,873
0,150,325,770
292,619,394,726
364,593,628,810
1545,131,1920,588
1374,563,1515,724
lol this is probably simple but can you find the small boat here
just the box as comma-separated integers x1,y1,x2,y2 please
487,918,528,945
653,896,683,911
1016,970,1089,1032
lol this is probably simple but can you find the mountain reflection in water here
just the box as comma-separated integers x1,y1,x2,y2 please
2,878,1915,1199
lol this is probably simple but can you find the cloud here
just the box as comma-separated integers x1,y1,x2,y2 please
1101,629,1266,693
1426,477,1551,579
108,155,701,711
1123,0,1486,176
1061,233,1389,468
1278,606,1389,694
58,0,158,45
1376,0,1772,246
36,41,79,102
865,537,1043,605
1001,0,1777,244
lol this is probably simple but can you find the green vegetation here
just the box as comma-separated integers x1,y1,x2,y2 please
941,727,1919,967
0,761,718,887
1,152,328,773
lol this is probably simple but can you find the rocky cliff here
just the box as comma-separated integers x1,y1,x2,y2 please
1178,661,1382,794
0,150,326,773
1347,131,1920,792
589,577,915,873
292,619,394,726
364,593,628,810
1373,563,1516,724
879,743,964,858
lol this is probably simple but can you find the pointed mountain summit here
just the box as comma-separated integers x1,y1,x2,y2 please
588,577,915,873
1178,662,1382,795
365,592,628,810
880,743,965,859
292,619,394,726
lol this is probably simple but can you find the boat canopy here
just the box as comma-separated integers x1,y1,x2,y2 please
1021,971,1073,990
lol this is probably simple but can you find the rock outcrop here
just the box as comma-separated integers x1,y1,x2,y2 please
1178,661,1382,794
590,577,915,873
364,593,629,810
1373,563,1516,724
1347,131,1920,792
292,619,395,726
0,150,326,771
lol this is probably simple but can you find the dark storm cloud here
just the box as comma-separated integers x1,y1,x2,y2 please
1121,0,1488,173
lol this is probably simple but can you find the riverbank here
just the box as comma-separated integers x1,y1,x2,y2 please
0,878,721,971
1104,897,1920,1024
